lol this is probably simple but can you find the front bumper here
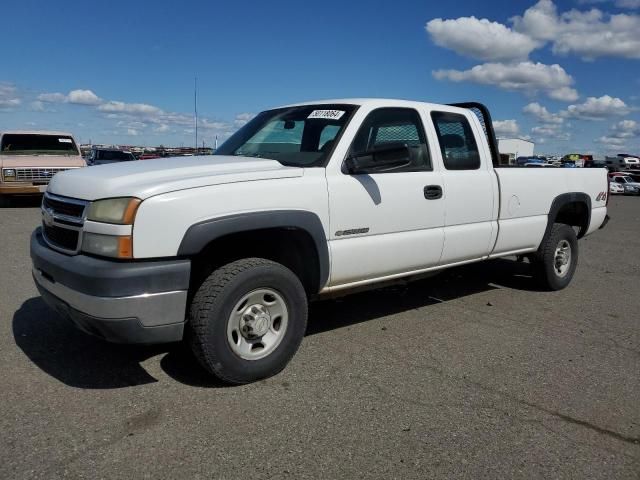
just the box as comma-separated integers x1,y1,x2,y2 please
0,183,46,194
31,228,191,344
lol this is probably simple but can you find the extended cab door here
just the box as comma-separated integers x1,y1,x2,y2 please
326,107,445,288
428,110,498,264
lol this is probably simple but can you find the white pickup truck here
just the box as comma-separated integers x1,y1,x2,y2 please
31,99,609,384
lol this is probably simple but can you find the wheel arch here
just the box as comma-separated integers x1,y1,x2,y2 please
543,192,592,242
178,210,329,295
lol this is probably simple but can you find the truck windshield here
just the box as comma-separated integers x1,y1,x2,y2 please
215,104,357,167
0,134,79,155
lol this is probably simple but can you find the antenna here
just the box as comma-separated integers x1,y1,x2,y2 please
194,76,198,154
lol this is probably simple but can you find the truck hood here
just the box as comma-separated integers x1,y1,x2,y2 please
0,154,85,168
47,155,304,200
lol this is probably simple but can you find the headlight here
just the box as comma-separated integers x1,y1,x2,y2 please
2,168,16,181
86,197,141,224
81,232,133,259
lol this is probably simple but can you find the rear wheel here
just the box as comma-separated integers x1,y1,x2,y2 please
532,223,578,291
188,258,308,384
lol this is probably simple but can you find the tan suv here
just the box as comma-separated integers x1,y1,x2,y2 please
0,130,86,204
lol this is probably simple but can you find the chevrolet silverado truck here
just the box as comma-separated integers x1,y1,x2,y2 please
0,131,85,205
30,99,609,384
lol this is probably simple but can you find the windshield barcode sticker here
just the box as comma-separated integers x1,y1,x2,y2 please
58,138,72,143
308,110,345,120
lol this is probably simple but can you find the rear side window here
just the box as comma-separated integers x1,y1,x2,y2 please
431,112,480,170
349,108,431,172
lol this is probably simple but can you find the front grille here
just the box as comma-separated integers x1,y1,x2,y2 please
16,167,70,182
41,193,88,254
43,224,79,251
43,195,85,218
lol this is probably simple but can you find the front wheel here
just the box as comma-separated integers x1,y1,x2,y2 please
532,223,578,291
188,258,308,384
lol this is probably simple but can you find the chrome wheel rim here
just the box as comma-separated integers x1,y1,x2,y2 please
554,240,572,278
227,288,289,361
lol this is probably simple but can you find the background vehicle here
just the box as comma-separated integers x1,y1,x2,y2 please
0,131,85,205
605,155,640,170
87,147,137,166
610,175,640,195
31,99,609,384
609,182,624,194
516,156,544,166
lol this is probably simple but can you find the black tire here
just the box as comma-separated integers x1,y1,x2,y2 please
532,223,578,291
188,258,308,384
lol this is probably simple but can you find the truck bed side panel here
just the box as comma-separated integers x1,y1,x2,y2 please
492,168,607,255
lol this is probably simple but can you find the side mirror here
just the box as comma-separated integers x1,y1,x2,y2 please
344,142,412,174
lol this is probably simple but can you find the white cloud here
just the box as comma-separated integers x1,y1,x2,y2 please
234,112,255,127
532,125,558,135
67,89,102,105
0,98,21,108
549,87,580,102
531,123,570,140
425,17,539,62
31,84,241,142
596,135,627,147
613,119,639,137
98,101,163,116
433,62,578,101
37,92,67,103
0,83,21,109
512,0,640,60
523,102,565,124
29,100,49,112
564,95,630,120
38,89,102,105
616,0,640,8
579,0,640,8
493,119,520,136
596,119,640,147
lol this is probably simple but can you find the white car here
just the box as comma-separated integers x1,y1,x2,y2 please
611,175,640,195
609,182,624,194
31,99,609,384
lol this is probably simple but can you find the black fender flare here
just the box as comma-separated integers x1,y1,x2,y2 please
177,210,330,290
542,192,592,243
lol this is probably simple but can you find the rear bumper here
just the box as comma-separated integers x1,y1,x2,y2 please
599,214,610,230
31,228,191,344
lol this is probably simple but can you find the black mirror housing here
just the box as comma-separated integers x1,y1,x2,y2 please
344,143,412,174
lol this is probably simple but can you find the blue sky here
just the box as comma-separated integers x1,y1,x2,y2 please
0,0,638,156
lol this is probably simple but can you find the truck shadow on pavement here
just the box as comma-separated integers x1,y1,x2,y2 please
2,195,42,208
13,258,542,389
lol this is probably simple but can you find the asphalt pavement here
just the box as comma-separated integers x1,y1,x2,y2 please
1,195,638,479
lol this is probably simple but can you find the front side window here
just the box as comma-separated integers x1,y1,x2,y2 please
347,108,431,172
431,112,481,170
216,104,357,167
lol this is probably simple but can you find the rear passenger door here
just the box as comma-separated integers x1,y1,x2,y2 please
430,111,497,264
